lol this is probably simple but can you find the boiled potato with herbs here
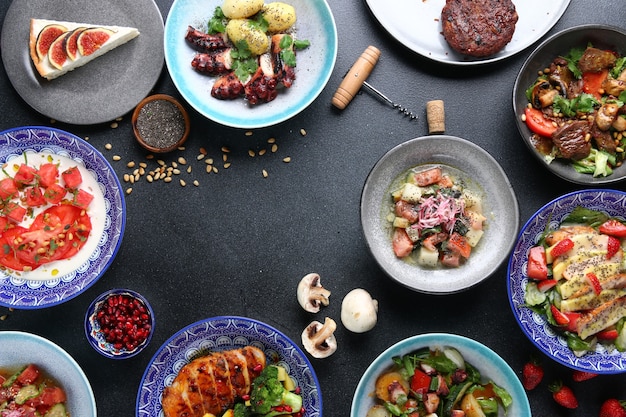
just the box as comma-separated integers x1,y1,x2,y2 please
226,19,270,55
261,2,296,32
221,0,264,19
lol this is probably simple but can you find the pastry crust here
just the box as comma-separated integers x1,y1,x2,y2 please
29,18,140,80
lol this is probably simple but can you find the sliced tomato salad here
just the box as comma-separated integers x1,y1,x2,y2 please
0,364,69,417
389,166,485,269
0,155,94,272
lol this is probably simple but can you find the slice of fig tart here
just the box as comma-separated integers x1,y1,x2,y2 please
29,18,139,80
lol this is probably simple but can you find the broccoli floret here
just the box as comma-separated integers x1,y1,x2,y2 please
249,365,303,417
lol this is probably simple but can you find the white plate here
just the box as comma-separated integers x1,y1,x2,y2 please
0,331,97,417
164,0,337,129
361,136,519,294
364,0,570,65
0,126,126,309
136,316,321,417
351,333,531,417
0,0,164,125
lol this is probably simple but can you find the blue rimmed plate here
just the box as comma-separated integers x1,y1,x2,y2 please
136,316,321,417
164,0,337,129
0,126,126,309
351,333,530,417
508,189,626,373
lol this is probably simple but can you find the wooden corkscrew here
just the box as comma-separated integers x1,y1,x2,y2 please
332,46,417,120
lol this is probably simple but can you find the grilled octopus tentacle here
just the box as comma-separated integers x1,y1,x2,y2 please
211,72,245,100
244,54,279,105
271,34,296,88
191,49,233,75
185,26,227,52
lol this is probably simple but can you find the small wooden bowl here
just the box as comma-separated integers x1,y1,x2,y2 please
132,94,190,153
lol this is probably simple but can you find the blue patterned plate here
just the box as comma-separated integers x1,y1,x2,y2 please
0,126,126,309
164,0,337,129
507,189,626,373
351,333,530,417
136,316,322,417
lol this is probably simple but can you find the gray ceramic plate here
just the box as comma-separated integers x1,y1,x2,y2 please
0,331,96,417
361,135,519,294
1,0,164,125
512,25,626,185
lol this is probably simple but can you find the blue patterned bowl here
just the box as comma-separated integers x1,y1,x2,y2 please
136,316,321,417
85,289,155,359
0,126,125,309
508,189,626,373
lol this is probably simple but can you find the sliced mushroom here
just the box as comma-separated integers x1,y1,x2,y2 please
341,288,378,333
301,317,337,358
297,273,331,313
596,102,620,131
530,79,560,108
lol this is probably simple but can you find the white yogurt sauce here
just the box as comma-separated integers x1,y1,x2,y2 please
1,151,107,281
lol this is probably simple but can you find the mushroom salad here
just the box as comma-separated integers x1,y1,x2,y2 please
523,45,626,177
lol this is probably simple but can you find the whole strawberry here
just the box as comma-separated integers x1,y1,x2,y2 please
600,398,626,417
522,357,544,390
572,370,598,382
549,380,578,409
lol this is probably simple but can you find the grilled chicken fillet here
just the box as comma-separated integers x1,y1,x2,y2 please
161,346,266,417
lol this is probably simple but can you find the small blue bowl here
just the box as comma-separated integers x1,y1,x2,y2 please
84,289,154,359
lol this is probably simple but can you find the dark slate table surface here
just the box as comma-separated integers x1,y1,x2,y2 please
0,1,624,416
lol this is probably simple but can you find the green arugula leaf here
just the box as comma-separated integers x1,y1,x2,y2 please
552,93,599,117
293,39,310,50
611,56,626,78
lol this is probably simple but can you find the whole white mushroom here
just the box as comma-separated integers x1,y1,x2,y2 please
340,288,378,333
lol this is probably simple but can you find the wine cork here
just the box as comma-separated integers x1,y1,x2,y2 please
426,100,445,134
332,46,381,110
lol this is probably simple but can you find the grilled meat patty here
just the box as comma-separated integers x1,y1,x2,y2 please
441,0,518,57
161,346,266,417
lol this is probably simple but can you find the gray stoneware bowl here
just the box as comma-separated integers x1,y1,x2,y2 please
512,24,626,185
360,135,519,294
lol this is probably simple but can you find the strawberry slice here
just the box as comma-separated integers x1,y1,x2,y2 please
586,272,603,295
607,235,621,259
551,238,574,258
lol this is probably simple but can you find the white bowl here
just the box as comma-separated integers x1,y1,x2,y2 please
0,331,96,417
512,24,626,185
508,189,626,373
164,0,337,129
350,333,530,417
361,135,519,294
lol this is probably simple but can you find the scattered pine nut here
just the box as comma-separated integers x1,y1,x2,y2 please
248,150,256,157
126,188,133,195
112,155,121,161
245,131,253,136
127,161,136,168
267,137,276,144
224,162,231,169
283,157,291,163
178,157,187,165
105,143,112,150
300,128,307,136
164,177,172,183
197,154,205,161
180,179,186,187
259,149,267,156
193,180,200,186
110,122,119,129
206,165,213,173
221,146,230,153
271,144,278,153
262,169,268,178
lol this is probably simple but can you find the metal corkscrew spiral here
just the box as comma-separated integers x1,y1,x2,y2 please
331,46,418,121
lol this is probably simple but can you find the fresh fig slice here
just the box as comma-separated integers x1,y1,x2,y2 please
48,32,71,70
35,24,67,61
77,27,114,56
65,27,86,61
